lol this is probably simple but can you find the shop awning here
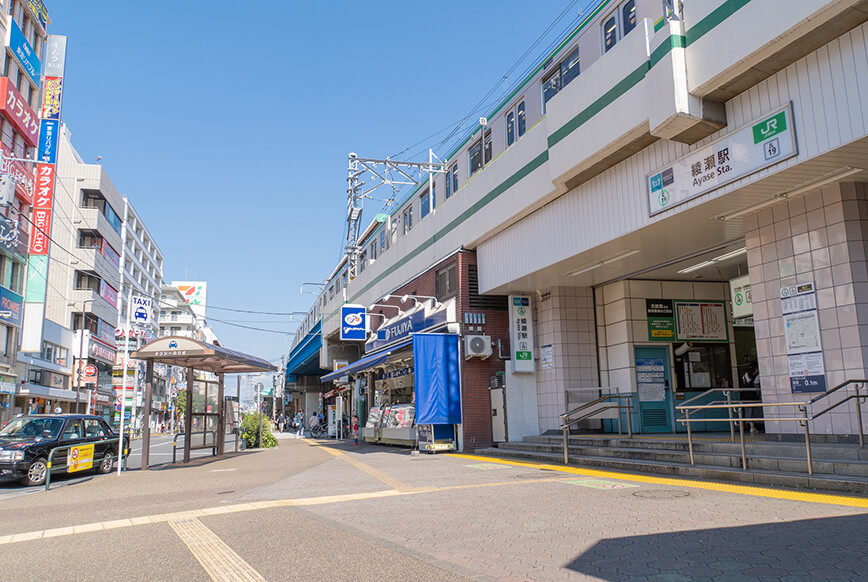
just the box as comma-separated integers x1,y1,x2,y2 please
320,338,412,382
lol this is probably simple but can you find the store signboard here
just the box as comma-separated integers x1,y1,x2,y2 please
510,295,534,373
365,307,448,352
36,119,59,164
0,285,23,327
0,77,40,145
781,282,826,393
0,216,27,263
1,141,35,203
24,0,49,33
340,304,366,341
646,299,675,342
730,275,752,319
648,104,797,215
99,280,119,308
8,19,42,85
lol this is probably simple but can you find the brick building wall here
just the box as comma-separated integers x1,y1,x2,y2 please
368,250,509,450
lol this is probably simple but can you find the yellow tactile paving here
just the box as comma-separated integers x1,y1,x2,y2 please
169,518,266,582
448,453,868,509
315,442,418,491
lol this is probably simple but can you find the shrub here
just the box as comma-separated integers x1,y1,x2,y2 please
240,413,277,448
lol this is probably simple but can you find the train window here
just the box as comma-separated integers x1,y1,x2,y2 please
542,46,578,112
506,100,526,148
469,139,483,176
604,15,618,52
560,47,580,87
420,189,431,219
517,102,526,137
506,111,515,147
451,164,459,193
623,0,637,35
445,169,452,199
484,130,492,164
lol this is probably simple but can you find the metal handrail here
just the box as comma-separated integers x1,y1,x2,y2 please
172,430,219,463
676,380,867,474
45,437,123,491
561,393,635,465
676,387,752,442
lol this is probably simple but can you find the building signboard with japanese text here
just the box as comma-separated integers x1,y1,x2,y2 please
781,282,826,393
0,78,40,145
648,104,797,215
510,295,535,373
0,142,34,204
68,444,94,473
7,19,41,85
36,119,59,164
40,76,62,121
0,216,27,263
646,299,675,341
674,301,728,342
24,0,49,33
0,286,23,328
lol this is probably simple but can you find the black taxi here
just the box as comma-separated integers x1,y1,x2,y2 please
0,414,129,486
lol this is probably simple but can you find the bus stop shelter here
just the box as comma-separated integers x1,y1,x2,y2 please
131,336,277,468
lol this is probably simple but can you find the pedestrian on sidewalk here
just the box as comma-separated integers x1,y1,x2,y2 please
351,415,359,445
295,410,305,437
277,413,285,433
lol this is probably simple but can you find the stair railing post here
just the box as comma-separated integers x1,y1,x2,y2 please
686,409,695,465
626,397,633,438
738,406,747,470
563,424,569,465
726,390,735,443
856,383,864,448
801,405,813,475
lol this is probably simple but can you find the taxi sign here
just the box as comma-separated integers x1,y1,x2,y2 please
68,444,94,472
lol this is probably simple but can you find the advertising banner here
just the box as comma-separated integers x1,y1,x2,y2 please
0,142,34,204
24,0,48,33
0,286,23,328
173,281,207,318
40,76,62,121
0,216,27,263
8,20,41,85
68,444,94,473
648,104,797,215
99,280,119,308
0,78,40,145
36,119,59,164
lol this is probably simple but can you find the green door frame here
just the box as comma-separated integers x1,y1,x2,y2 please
634,345,674,433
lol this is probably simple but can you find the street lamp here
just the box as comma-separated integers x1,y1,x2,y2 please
399,294,441,309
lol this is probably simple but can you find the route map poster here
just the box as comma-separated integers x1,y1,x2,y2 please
781,282,826,393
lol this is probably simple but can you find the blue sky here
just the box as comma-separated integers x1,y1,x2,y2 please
46,1,591,363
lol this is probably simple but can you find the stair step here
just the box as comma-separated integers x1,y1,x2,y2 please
472,447,868,494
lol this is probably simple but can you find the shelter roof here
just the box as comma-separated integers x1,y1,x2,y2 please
131,336,277,374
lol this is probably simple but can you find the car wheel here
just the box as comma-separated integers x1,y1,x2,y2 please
22,457,48,487
97,450,115,474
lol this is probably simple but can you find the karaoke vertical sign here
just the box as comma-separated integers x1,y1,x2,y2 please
22,35,66,352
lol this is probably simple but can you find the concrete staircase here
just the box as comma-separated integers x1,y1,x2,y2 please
474,434,868,494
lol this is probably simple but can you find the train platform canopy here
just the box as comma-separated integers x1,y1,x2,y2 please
131,336,277,374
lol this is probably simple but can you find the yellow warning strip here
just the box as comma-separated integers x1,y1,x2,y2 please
448,453,868,508
314,443,418,492
169,518,266,582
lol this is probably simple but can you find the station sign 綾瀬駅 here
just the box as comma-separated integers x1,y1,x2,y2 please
510,295,535,373
647,104,797,215
340,304,367,342
780,282,826,393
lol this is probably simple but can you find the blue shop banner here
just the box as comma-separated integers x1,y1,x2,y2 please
340,304,367,342
365,308,448,353
0,285,23,328
9,20,41,85
37,119,59,164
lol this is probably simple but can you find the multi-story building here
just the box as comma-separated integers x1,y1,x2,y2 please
291,0,868,450
27,126,125,422
0,0,46,424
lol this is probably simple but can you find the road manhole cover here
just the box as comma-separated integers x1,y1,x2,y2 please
632,490,690,499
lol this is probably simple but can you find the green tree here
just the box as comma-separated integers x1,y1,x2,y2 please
173,389,187,418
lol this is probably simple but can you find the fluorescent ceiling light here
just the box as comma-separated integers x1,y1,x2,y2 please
564,250,639,277
721,167,863,221
677,247,747,274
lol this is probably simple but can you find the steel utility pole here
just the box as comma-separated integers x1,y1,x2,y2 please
345,151,446,279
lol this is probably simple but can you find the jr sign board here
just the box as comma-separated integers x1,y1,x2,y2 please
340,304,367,341
648,104,797,215
509,295,535,373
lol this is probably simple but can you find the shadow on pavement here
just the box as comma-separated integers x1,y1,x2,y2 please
566,513,868,580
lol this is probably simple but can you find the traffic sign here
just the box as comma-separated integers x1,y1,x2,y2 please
131,296,152,325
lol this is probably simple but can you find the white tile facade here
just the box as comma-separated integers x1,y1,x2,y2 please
744,182,868,436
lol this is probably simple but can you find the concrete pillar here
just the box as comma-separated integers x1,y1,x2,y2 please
744,182,868,436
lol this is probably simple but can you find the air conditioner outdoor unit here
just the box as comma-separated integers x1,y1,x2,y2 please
464,335,492,360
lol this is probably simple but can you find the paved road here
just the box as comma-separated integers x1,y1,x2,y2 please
1,432,867,581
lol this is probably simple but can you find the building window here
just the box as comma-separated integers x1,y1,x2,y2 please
542,47,580,112
436,264,458,301
469,139,483,176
